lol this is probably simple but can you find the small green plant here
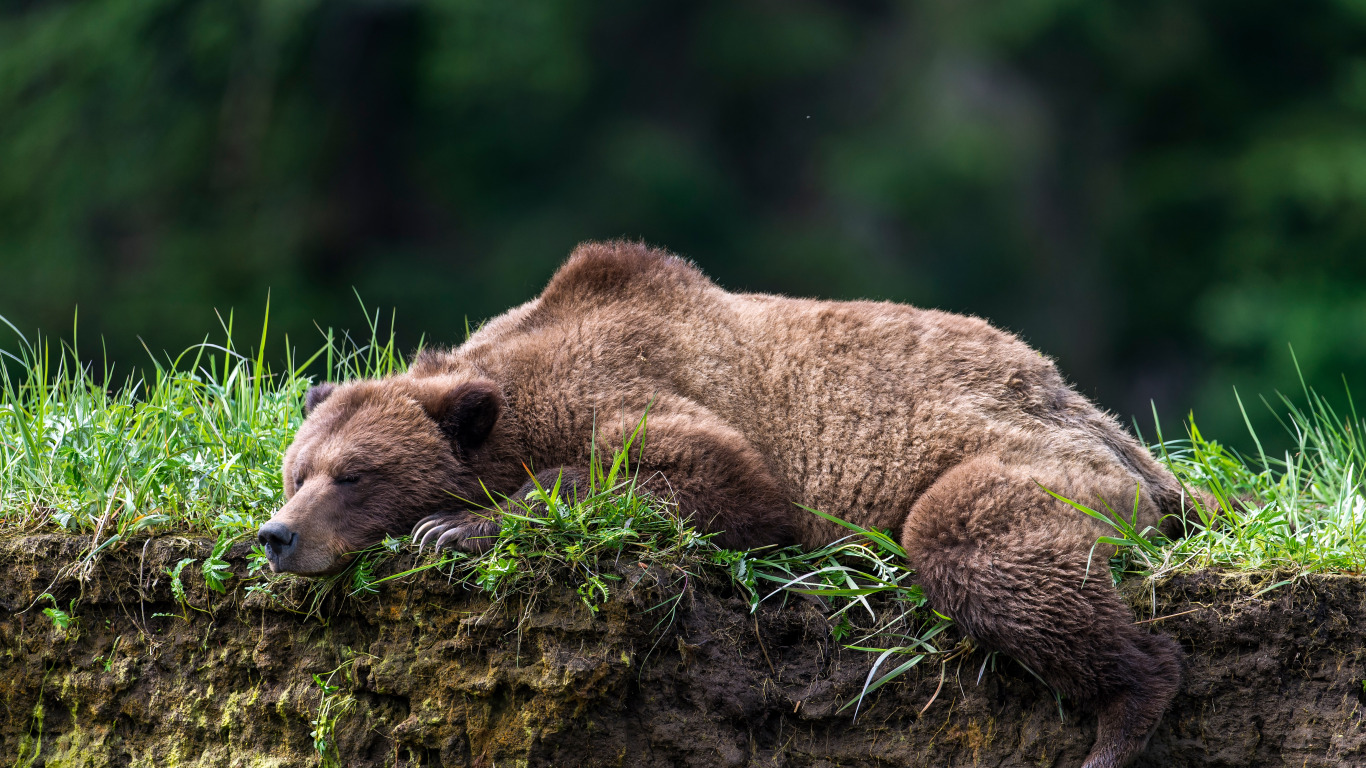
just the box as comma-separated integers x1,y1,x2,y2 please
309,658,361,767
96,636,122,672
348,552,382,597
247,544,271,576
167,557,196,612
38,593,76,632
14,701,44,768
202,534,234,593
829,614,853,643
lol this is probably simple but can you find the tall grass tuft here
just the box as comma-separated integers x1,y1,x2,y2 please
1139,370,1366,577
0,304,405,569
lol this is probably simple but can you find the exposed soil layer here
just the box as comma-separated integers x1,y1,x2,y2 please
2,534,1364,767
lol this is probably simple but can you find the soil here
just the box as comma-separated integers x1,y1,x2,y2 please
1,534,1364,767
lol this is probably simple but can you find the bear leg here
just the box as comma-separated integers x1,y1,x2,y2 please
626,411,797,550
900,457,1181,768
1082,631,1182,768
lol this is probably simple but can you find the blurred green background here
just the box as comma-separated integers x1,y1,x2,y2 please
2,0,1364,449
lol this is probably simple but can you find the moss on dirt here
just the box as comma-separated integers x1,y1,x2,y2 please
2,534,1364,767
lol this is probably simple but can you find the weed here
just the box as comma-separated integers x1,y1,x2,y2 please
247,545,271,576
38,593,76,632
14,702,44,768
96,636,121,672
167,557,196,614
348,551,383,597
309,668,356,767
308,651,370,766
201,534,234,593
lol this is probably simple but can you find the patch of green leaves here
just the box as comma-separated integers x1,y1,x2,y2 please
202,534,233,593
168,558,195,609
39,593,76,632
348,552,382,597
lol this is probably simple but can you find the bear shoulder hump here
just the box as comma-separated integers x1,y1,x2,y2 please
540,240,711,307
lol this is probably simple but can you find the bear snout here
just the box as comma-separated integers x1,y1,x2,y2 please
257,520,298,569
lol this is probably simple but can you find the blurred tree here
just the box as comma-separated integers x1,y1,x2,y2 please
1,0,1363,449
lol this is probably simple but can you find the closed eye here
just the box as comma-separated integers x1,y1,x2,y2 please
335,474,361,485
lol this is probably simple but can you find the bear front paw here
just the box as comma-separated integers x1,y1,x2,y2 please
412,514,501,555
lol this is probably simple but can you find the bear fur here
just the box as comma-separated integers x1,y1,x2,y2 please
261,240,1190,768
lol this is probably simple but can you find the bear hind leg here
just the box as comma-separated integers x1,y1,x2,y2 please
1084,631,1182,768
900,457,1181,768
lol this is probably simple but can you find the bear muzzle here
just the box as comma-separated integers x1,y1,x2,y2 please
257,520,299,571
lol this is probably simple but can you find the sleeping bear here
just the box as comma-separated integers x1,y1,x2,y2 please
259,240,1189,768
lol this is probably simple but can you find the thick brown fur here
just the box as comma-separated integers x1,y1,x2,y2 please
264,241,1193,768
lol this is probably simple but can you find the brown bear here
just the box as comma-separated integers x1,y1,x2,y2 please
259,240,1189,768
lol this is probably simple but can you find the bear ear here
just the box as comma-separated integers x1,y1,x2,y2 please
304,383,338,416
426,380,503,451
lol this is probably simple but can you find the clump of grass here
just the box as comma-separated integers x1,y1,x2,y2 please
0,303,404,575
1124,368,1366,579
722,508,954,718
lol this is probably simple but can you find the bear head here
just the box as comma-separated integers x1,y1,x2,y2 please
256,376,505,574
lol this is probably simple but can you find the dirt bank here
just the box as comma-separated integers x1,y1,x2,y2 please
1,534,1363,767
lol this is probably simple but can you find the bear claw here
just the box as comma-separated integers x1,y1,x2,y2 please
411,515,450,551
412,514,499,555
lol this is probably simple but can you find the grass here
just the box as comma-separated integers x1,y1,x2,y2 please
2,310,1364,714
1147,375,1366,576
0,303,404,578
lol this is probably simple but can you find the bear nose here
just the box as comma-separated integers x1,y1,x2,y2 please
257,521,297,559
